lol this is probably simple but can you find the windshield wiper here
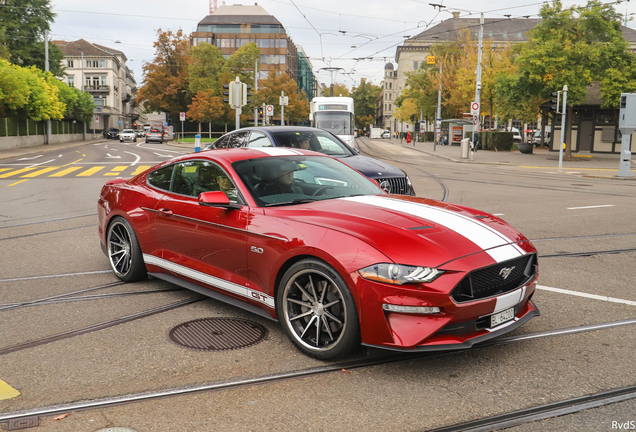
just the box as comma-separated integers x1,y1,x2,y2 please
264,198,318,207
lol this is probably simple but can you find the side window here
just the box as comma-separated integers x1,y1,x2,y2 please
213,135,230,149
147,165,174,191
247,131,273,148
227,131,249,148
169,161,238,202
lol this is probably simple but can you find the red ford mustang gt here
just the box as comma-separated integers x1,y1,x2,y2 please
98,147,539,359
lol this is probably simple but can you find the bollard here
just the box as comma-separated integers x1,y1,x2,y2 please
195,134,201,153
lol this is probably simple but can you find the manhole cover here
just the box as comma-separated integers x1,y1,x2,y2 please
168,318,267,351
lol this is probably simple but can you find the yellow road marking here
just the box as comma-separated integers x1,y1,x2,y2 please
8,179,28,186
131,165,151,176
105,165,130,176
62,158,83,167
49,167,82,177
0,379,20,400
77,166,105,176
0,168,10,173
0,167,37,178
21,167,59,178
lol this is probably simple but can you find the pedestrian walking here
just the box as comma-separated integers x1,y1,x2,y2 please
406,132,411,144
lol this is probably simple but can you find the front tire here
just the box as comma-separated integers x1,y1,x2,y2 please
276,259,360,360
106,217,147,282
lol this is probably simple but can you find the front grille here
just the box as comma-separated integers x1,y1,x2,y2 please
451,253,537,303
379,177,412,195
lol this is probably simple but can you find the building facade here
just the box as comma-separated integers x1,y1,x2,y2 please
191,2,315,98
379,63,398,133
54,39,142,131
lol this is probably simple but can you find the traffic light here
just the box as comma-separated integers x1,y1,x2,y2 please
242,83,252,106
223,84,231,104
550,91,561,114
258,107,264,116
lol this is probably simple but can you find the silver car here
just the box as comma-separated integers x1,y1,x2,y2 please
119,129,137,142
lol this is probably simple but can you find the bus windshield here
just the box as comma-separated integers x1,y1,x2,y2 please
314,112,353,136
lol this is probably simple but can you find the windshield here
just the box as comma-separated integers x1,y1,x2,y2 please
233,155,381,207
272,130,354,157
315,112,353,136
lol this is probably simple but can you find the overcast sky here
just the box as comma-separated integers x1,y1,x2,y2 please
49,0,636,89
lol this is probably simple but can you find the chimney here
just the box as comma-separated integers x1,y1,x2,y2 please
452,11,460,19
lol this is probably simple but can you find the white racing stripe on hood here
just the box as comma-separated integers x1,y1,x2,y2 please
253,147,303,156
342,195,525,263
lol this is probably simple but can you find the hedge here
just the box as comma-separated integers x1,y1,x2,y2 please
478,131,514,151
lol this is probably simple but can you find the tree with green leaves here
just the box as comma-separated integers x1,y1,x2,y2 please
0,0,65,76
0,59,64,120
351,78,381,129
495,0,636,157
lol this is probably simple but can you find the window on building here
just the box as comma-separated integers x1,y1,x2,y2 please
260,39,269,48
389,104,391,110
385,93,388,100
67,76,75,87
389,83,392,89
100,60,106,68
274,39,279,48
280,39,287,48
67,60,74,68
279,55,286,64
220,39,231,47
241,39,249,47
100,76,108,86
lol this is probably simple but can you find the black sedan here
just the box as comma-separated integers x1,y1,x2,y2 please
103,128,120,139
205,126,415,195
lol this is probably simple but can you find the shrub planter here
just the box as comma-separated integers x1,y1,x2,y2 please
517,142,533,154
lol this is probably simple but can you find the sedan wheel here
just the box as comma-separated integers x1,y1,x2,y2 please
106,217,147,282
277,259,360,359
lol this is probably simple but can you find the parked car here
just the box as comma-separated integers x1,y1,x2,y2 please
135,130,145,138
205,126,415,195
145,129,163,144
381,130,391,139
119,129,137,142
103,128,120,140
98,148,539,359
508,127,522,143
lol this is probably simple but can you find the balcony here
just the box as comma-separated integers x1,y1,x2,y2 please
84,85,110,94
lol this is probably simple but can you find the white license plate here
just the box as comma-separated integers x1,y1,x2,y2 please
491,307,515,328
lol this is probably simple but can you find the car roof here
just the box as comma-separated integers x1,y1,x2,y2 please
228,126,332,135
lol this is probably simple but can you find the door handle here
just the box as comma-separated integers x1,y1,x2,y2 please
158,208,173,216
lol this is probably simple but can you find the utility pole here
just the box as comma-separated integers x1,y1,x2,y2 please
45,30,51,145
558,85,568,172
435,61,442,151
254,60,258,126
473,12,484,161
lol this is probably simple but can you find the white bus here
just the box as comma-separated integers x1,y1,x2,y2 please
310,97,356,148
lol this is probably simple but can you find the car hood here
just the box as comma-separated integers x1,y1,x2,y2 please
334,154,405,179
265,195,531,268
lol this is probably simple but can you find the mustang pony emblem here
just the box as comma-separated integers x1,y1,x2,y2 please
499,266,516,280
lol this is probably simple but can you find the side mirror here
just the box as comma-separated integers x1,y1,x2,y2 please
198,191,241,210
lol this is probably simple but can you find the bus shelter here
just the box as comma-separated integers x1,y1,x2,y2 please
442,119,473,145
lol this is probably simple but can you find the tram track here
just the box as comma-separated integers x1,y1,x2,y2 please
0,213,97,229
1,317,635,426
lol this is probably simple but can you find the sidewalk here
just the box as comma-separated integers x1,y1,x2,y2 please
362,137,636,180
0,138,108,160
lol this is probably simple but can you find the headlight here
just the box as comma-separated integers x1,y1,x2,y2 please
359,263,443,285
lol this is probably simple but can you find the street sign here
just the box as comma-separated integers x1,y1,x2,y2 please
164,122,168,127
279,96,289,106
118,120,122,125
471,102,480,115
266,105,274,116
180,112,186,121
95,116,99,121
427,56,435,64
473,115,478,126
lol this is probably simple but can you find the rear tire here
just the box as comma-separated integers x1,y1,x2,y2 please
276,259,360,360
106,216,147,282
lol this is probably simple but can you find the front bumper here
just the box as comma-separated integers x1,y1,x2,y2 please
354,252,539,351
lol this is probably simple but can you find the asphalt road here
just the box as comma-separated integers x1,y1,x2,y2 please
0,138,634,432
